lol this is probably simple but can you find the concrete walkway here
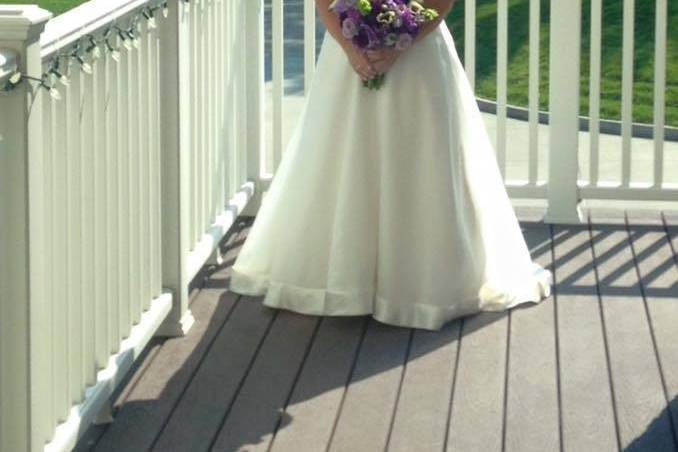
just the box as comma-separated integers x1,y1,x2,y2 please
262,0,678,188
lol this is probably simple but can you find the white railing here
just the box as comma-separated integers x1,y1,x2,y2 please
578,0,672,202
184,0,251,279
0,0,673,450
267,0,676,223
0,0,259,450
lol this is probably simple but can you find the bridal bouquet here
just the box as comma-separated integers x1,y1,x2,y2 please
329,0,440,90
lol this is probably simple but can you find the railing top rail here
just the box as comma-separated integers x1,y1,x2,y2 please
0,48,18,85
40,0,155,60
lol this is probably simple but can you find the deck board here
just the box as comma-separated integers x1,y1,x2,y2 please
91,225,249,452
589,210,676,451
150,296,277,452
81,210,678,452
504,223,560,452
269,317,367,452
327,320,411,452
552,224,619,452
446,310,508,452
387,321,461,452
92,287,239,452
210,311,320,452
626,211,678,448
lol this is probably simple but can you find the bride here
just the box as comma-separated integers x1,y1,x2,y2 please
228,0,552,331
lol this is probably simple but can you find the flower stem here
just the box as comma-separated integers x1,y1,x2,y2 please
362,73,386,90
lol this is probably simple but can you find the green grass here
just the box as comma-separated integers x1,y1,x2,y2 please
446,0,678,126
4,0,676,125
1,0,88,15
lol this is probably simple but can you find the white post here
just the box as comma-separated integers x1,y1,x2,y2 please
0,6,52,452
544,0,584,224
156,0,194,337
241,0,265,216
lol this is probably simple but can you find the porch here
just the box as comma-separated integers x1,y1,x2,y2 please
74,207,678,452
0,0,677,451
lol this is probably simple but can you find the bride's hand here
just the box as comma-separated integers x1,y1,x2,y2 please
343,45,379,82
365,48,403,75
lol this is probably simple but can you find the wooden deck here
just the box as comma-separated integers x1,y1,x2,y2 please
75,208,678,452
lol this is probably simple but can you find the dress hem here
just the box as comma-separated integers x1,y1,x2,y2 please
228,266,552,331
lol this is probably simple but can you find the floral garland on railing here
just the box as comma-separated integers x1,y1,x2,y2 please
2,0,194,99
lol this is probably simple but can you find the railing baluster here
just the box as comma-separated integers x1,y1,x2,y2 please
199,3,206,241
94,41,109,372
464,0,476,90
151,18,162,297
227,0,235,197
114,36,126,351
214,0,221,211
272,0,284,170
145,20,154,304
233,0,239,194
42,73,56,437
190,6,198,246
496,0,508,178
205,0,213,222
135,25,146,316
133,23,148,324
141,20,152,312
304,0,316,95
217,0,226,214
528,0,540,185
238,0,244,186
209,0,217,221
589,0,602,186
55,64,70,419
82,52,96,388
245,0,266,214
67,67,84,404
226,1,232,204
621,0,634,186
106,46,120,356
119,38,131,338
653,0,667,188
238,0,248,186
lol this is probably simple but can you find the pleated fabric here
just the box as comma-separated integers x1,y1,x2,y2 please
228,21,552,331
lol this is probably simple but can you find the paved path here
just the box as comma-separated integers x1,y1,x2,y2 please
261,0,678,189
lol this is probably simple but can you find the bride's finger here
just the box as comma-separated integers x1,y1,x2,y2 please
366,53,385,63
366,56,386,65
355,66,373,80
372,60,390,73
361,63,377,78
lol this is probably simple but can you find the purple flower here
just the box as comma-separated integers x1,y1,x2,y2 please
384,32,398,46
342,18,359,39
346,8,362,21
330,0,356,14
330,0,435,53
395,33,413,50
363,24,380,48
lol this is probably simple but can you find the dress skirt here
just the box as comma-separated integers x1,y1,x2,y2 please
228,21,552,331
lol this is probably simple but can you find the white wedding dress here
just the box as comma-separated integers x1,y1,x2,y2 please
228,20,552,331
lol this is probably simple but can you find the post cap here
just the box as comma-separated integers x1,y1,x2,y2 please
0,6,52,41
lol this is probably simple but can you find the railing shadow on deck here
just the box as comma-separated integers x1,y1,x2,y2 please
84,217,677,451
625,396,678,452
78,218,552,451
554,226,677,297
